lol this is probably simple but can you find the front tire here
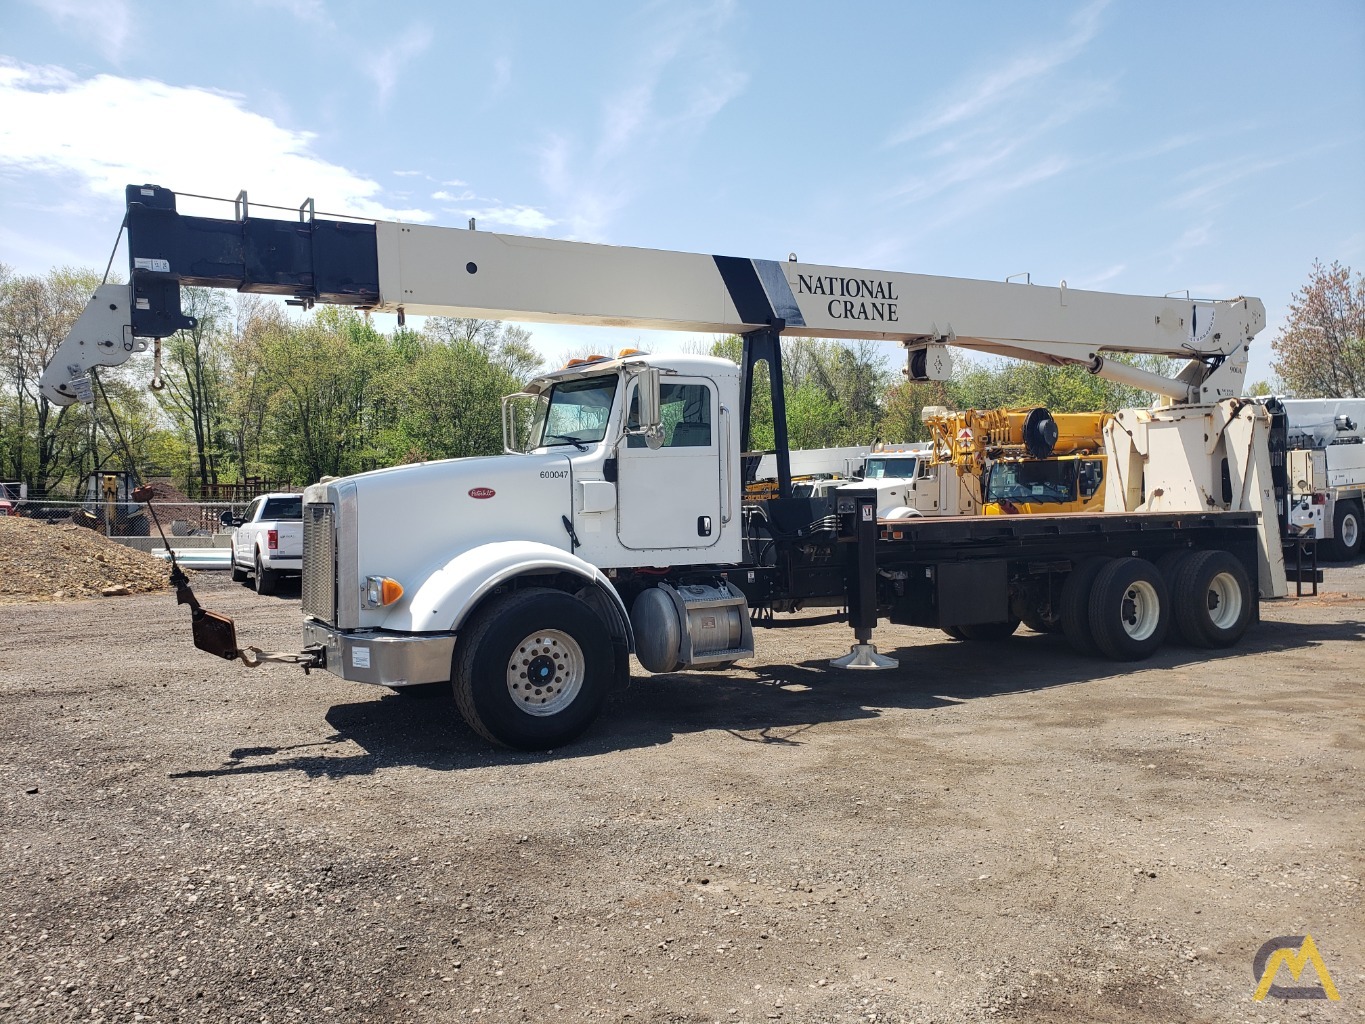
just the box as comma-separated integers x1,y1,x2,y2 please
454,588,615,750
1325,500,1363,561
231,560,248,584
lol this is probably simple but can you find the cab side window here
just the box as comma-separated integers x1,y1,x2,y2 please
627,382,713,448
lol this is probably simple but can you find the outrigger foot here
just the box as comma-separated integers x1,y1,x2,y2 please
830,643,898,670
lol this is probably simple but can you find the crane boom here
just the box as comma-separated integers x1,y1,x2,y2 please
41,184,1264,406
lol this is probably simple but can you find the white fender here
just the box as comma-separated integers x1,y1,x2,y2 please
393,540,634,646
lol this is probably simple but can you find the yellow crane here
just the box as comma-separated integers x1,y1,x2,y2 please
923,406,1111,515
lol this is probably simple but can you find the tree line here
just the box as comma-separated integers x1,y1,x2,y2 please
2,262,1357,497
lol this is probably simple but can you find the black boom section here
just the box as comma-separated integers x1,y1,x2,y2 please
124,184,381,338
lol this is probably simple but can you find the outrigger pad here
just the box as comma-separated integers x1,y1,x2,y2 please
191,608,241,661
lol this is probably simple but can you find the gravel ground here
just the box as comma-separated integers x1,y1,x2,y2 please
1,563,1361,1024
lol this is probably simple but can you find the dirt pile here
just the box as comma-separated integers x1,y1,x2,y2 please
0,516,173,603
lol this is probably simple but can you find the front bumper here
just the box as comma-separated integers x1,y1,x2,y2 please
302,620,456,687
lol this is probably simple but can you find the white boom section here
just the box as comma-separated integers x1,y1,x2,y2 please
373,222,1264,403
41,201,1265,406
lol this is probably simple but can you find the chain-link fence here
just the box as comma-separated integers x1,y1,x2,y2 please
3,499,251,543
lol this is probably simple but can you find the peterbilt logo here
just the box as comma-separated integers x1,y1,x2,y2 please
468,487,496,499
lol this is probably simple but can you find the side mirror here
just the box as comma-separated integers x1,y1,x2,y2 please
635,368,665,450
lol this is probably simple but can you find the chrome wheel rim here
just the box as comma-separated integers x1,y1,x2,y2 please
1206,571,1242,630
1342,512,1360,550
1120,580,1160,641
506,629,584,716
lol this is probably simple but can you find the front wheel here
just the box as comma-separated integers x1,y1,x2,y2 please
453,588,616,750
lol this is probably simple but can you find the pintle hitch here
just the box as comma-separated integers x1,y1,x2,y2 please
171,565,326,672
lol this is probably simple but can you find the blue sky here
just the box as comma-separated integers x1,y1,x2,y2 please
2,0,1362,385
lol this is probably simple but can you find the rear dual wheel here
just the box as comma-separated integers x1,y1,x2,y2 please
1087,557,1170,661
1169,550,1253,648
1060,556,1110,656
1325,500,1363,561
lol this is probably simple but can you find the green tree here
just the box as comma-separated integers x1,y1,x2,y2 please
156,287,232,493
424,317,543,382
252,308,395,483
386,338,521,461
1272,260,1365,398
0,266,103,493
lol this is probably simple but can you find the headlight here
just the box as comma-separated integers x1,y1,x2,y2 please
364,575,404,607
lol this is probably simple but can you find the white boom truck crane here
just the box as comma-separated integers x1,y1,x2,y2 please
1257,397,1364,561
43,185,1285,749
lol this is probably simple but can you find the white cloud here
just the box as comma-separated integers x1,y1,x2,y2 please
1165,156,1288,213
432,189,475,202
490,56,512,100
537,0,748,239
27,0,131,63
252,0,332,28
864,2,1114,260
1169,220,1214,262
365,24,433,108
459,206,556,233
0,60,433,222
1071,263,1126,289
888,0,1109,146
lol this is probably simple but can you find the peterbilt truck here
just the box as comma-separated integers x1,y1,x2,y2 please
43,185,1286,749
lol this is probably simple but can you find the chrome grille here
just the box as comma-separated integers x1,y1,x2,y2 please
302,503,336,623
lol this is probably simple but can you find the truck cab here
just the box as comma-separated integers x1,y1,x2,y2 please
982,454,1107,515
299,351,747,717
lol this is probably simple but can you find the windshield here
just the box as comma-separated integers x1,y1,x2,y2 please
864,457,917,480
534,374,619,447
985,460,1077,505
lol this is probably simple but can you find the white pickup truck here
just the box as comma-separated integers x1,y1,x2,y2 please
230,492,304,594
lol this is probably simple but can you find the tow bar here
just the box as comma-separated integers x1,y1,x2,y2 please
171,563,325,671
